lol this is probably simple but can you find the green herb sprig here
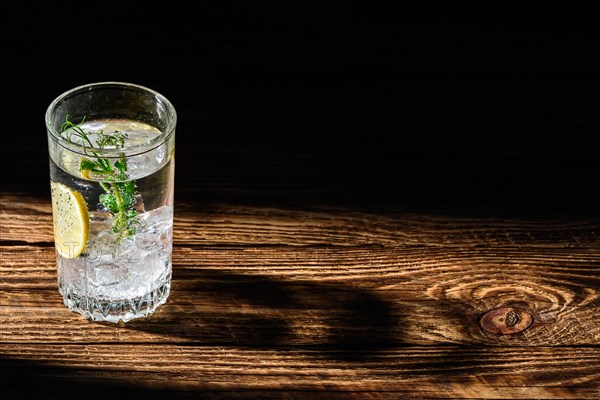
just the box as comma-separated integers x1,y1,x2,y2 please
61,114,141,241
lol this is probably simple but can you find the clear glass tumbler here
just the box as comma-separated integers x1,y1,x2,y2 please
45,82,176,323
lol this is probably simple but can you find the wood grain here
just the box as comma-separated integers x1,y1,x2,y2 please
2,194,600,398
1,345,599,399
1,243,599,346
3,194,600,247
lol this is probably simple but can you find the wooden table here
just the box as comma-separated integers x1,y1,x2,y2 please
2,149,600,399
2,11,600,399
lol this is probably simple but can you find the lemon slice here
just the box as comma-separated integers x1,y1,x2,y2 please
81,169,92,180
50,181,90,259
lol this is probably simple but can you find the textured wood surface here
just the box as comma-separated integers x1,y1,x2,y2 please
2,195,599,398
1,345,599,399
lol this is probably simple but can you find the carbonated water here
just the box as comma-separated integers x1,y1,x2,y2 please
49,119,175,323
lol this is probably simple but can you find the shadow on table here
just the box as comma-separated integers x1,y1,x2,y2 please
0,269,402,397
124,268,399,361
0,359,300,400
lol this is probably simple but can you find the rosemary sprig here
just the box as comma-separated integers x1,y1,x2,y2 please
61,114,141,241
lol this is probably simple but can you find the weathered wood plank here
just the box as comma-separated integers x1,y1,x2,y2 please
3,195,600,247
1,290,598,346
4,245,599,290
1,345,599,399
1,244,599,346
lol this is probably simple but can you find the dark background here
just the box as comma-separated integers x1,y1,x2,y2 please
2,6,599,217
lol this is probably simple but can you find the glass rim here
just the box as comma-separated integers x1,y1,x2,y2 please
45,81,177,157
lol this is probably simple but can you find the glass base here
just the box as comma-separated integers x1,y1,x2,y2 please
59,279,171,323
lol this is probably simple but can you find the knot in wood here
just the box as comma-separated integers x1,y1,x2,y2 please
479,307,533,335
504,310,520,327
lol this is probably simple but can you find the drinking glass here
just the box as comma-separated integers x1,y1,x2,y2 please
45,82,176,323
